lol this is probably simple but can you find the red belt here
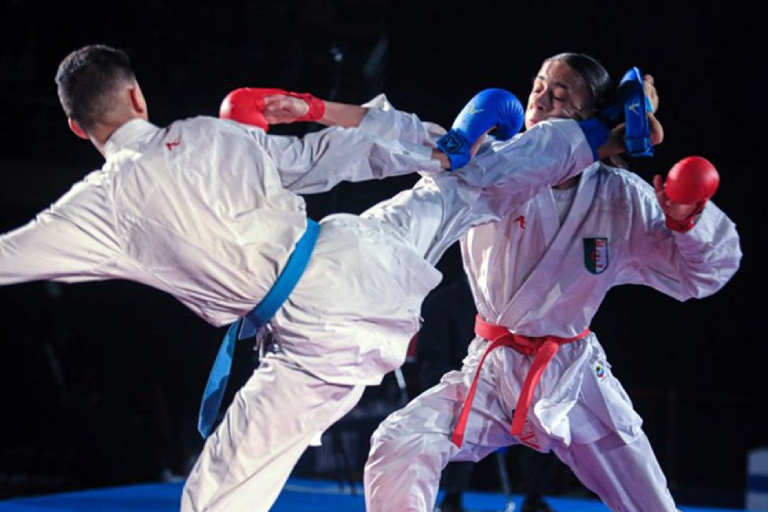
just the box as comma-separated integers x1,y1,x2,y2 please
451,315,590,447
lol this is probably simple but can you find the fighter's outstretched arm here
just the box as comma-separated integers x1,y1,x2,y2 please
256,88,524,171
221,87,526,195
219,88,367,129
0,197,118,286
263,94,367,128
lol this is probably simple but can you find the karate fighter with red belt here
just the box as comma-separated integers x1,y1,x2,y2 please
363,54,740,512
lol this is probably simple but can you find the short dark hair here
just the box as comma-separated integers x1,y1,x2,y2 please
545,52,612,115
55,45,137,131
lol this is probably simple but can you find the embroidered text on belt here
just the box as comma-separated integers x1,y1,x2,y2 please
197,219,320,438
451,315,589,447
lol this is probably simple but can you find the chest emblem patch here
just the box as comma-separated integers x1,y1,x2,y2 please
583,237,609,275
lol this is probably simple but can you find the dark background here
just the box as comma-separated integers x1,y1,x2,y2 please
0,0,764,508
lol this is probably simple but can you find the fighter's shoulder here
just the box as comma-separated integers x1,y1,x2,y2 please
170,116,268,148
175,115,241,133
44,167,115,222
525,118,586,145
593,163,657,205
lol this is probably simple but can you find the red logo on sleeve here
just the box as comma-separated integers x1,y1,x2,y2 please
165,138,182,151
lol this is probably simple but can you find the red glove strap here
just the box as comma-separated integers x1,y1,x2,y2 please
286,92,325,123
665,202,705,232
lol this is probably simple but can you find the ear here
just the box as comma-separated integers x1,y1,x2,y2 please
129,85,148,117
68,118,89,140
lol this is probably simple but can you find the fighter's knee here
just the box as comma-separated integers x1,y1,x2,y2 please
369,421,425,466
368,422,397,457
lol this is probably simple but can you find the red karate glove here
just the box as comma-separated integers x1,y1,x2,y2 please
654,156,719,233
219,88,325,131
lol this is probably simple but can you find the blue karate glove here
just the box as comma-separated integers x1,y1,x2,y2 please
436,88,525,170
599,67,655,157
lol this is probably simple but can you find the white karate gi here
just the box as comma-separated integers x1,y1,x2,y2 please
362,112,742,512
0,105,596,511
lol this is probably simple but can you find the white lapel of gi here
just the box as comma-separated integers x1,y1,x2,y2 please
497,164,601,329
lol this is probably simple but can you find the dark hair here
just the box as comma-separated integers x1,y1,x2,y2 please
545,52,612,116
55,45,136,132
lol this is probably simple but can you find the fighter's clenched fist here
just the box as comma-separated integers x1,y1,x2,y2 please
219,88,325,130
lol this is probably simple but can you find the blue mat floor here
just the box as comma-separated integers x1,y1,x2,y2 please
0,477,753,512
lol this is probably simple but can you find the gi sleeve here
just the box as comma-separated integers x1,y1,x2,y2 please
356,94,447,146
451,119,595,217
620,182,742,301
0,185,120,285
261,124,442,194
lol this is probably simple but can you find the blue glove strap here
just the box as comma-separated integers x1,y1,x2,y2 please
197,219,320,438
436,130,471,170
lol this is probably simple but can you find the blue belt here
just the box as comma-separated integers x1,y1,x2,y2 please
197,219,320,438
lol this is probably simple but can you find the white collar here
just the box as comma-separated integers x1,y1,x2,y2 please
104,118,160,158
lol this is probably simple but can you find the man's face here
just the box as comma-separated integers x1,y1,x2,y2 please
525,59,592,130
